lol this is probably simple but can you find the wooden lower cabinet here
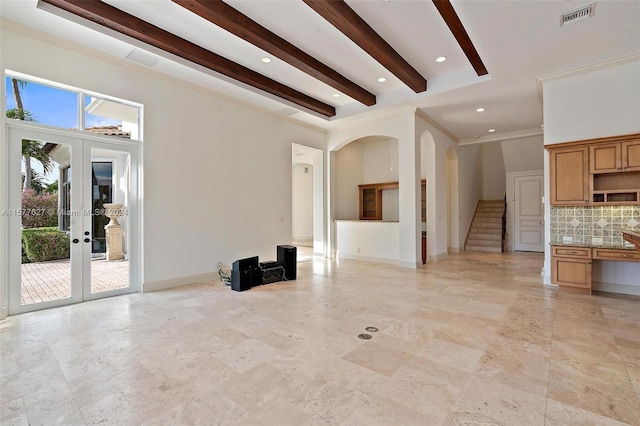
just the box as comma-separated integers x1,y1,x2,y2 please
592,248,640,261
551,246,640,294
551,246,592,293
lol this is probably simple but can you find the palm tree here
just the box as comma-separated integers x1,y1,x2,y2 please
6,108,53,191
11,78,26,117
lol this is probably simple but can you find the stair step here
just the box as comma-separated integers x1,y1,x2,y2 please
466,200,506,254
475,212,502,219
467,233,502,241
466,238,502,246
469,227,502,234
465,245,503,253
473,215,502,224
471,221,501,226
476,207,504,212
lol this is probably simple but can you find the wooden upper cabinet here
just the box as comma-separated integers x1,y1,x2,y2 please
359,184,381,220
590,143,621,173
549,146,589,206
358,181,399,220
590,139,640,173
622,139,640,171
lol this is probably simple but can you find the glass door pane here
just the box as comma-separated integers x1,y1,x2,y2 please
8,128,83,314
87,146,131,296
20,138,73,305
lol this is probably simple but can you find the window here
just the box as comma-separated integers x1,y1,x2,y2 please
5,72,142,140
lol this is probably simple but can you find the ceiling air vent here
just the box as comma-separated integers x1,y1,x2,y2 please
561,3,596,26
125,49,158,67
277,107,299,116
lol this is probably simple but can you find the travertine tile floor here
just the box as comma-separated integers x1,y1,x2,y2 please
1,252,639,425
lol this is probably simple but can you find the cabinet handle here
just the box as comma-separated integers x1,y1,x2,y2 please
621,254,635,258
570,251,578,254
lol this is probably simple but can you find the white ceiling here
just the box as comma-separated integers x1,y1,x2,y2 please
2,0,639,141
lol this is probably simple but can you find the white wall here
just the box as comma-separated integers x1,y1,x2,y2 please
501,135,544,172
0,23,326,296
334,141,363,220
482,142,506,200
292,164,313,241
335,220,400,264
542,58,640,288
363,138,399,183
544,60,640,145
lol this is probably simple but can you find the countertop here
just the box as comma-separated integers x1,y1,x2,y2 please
550,241,637,250
619,228,640,238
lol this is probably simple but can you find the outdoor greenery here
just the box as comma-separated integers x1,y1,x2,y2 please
7,81,54,192
22,227,70,263
21,189,58,228
9,77,69,264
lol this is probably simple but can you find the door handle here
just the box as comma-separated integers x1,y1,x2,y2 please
72,238,79,244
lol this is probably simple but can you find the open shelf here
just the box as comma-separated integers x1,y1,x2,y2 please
591,171,640,205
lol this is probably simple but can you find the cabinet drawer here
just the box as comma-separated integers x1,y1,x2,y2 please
592,248,640,262
552,246,591,258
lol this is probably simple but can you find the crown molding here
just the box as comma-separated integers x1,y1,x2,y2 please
415,109,459,143
459,127,543,146
536,53,640,106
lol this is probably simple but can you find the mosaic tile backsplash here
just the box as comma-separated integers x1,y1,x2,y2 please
550,206,640,247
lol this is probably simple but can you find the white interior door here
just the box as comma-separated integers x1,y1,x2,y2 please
7,124,140,315
514,174,544,252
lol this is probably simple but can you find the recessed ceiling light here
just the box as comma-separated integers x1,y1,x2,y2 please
488,129,496,132
476,107,485,112
261,57,272,63
333,93,340,98
378,77,387,83
436,56,447,63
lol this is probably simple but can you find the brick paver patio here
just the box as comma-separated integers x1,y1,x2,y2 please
21,258,129,305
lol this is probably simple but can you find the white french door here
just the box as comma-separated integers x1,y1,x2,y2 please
7,123,140,315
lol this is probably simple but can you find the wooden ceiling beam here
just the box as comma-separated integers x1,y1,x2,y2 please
432,0,488,76
40,0,336,117
173,0,376,106
302,0,427,93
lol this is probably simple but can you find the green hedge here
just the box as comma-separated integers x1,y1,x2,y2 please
22,227,70,263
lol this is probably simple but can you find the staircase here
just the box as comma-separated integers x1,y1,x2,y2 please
465,200,506,253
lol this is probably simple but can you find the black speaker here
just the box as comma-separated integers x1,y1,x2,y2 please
252,268,263,287
277,245,297,280
231,269,252,292
232,256,259,272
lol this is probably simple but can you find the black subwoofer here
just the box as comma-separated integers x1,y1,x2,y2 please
231,269,252,292
277,245,297,280
232,256,260,290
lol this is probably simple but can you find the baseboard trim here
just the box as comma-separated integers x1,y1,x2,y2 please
428,251,448,262
143,272,217,293
593,281,640,296
398,260,421,269
337,253,399,266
